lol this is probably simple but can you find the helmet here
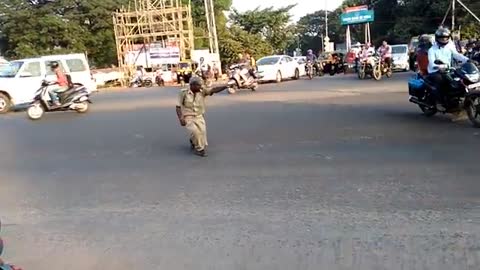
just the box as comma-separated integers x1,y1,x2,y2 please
435,28,451,46
237,53,243,59
49,61,59,69
307,49,312,54
418,34,433,50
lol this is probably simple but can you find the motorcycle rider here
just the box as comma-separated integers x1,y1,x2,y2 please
48,61,69,106
360,43,376,68
234,53,251,83
196,57,211,80
244,52,257,78
427,28,469,120
305,49,318,74
416,34,433,76
378,40,392,71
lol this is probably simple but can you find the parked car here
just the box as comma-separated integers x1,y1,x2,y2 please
256,55,301,83
391,44,410,72
0,53,96,113
293,56,307,77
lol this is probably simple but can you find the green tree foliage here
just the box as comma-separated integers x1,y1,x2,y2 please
296,0,480,50
229,5,297,54
0,0,128,67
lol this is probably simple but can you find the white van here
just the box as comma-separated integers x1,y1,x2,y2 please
0,53,96,113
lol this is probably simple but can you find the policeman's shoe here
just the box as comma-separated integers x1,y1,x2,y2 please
194,149,208,157
451,110,468,122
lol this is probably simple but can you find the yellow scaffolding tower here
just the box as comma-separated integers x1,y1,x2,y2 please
113,0,194,85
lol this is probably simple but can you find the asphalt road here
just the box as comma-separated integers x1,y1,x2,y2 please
1,73,480,270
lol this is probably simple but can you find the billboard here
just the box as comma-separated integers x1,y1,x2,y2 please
344,5,368,13
124,43,180,67
340,10,374,25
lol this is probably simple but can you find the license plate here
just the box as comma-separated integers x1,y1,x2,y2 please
468,82,480,89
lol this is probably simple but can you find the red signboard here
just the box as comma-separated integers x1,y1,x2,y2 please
344,5,368,13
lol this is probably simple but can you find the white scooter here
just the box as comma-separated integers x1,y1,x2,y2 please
227,64,259,94
26,79,91,120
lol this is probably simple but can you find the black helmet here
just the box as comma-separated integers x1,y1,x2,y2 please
49,61,59,69
435,28,451,46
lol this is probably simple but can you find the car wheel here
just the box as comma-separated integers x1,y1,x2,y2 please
0,93,11,114
293,69,300,80
276,71,282,83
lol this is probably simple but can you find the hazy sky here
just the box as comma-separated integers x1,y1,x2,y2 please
231,0,344,22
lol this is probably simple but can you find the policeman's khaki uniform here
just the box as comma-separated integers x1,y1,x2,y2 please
178,87,214,151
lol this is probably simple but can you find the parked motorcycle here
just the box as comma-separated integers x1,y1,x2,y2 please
26,80,91,120
358,55,382,80
130,76,153,88
0,219,23,270
227,64,259,94
408,60,480,127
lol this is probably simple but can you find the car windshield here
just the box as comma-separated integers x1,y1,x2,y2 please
179,63,190,69
257,57,280,66
392,46,407,54
0,61,23,78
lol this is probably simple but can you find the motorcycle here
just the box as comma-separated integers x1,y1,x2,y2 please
408,60,480,127
226,64,259,94
26,80,91,120
358,55,382,80
130,76,153,88
0,219,23,270
305,60,314,79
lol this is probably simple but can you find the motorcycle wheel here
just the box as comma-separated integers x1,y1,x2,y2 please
373,65,382,81
144,81,153,88
27,103,44,120
419,104,437,117
75,101,89,113
358,69,366,80
465,92,480,127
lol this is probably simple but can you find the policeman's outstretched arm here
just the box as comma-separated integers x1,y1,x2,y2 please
208,84,230,95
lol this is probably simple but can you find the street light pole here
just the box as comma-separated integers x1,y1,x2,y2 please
325,0,328,38
452,0,455,31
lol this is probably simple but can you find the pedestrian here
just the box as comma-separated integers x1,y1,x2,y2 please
176,77,228,157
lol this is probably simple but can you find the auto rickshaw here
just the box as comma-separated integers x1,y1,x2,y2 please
176,61,193,86
321,51,348,76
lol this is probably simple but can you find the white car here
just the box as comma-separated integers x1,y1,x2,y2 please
0,53,96,113
257,55,301,83
391,44,410,72
293,56,307,76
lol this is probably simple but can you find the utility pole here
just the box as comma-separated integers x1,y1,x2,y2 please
452,0,455,31
204,0,219,55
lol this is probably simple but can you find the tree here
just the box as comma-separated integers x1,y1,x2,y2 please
0,0,128,67
229,5,297,53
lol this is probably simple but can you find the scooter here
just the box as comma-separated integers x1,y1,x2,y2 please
26,79,91,120
0,219,23,270
227,64,259,94
130,76,153,88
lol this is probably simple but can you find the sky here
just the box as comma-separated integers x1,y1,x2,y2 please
231,0,344,22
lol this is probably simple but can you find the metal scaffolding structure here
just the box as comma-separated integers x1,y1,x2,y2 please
113,0,194,85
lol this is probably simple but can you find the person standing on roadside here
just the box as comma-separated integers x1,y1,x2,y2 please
176,77,228,157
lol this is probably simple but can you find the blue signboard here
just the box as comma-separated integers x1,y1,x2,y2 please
340,10,375,25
